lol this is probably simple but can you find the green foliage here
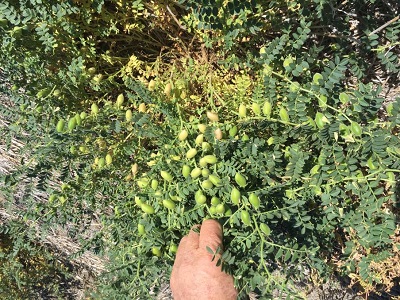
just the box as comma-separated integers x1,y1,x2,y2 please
0,226,75,300
1,0,399,299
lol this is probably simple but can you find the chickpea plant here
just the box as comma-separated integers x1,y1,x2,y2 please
37,72,399,298
2,71,400,299
1,0,400,299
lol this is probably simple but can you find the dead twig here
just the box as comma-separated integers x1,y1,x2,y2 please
166,5,187,31
369,15,400,36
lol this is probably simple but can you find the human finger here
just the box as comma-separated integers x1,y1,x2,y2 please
177,225,200,254
199,219,223,253
173,228,199,269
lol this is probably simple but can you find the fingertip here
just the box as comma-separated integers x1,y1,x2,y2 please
199,219,223,252
202,219,222,232
182,226,200,249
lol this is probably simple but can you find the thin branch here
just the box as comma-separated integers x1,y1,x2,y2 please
369,15,400,36
166,5,187,31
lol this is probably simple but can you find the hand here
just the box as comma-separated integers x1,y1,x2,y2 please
170,219,237,300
